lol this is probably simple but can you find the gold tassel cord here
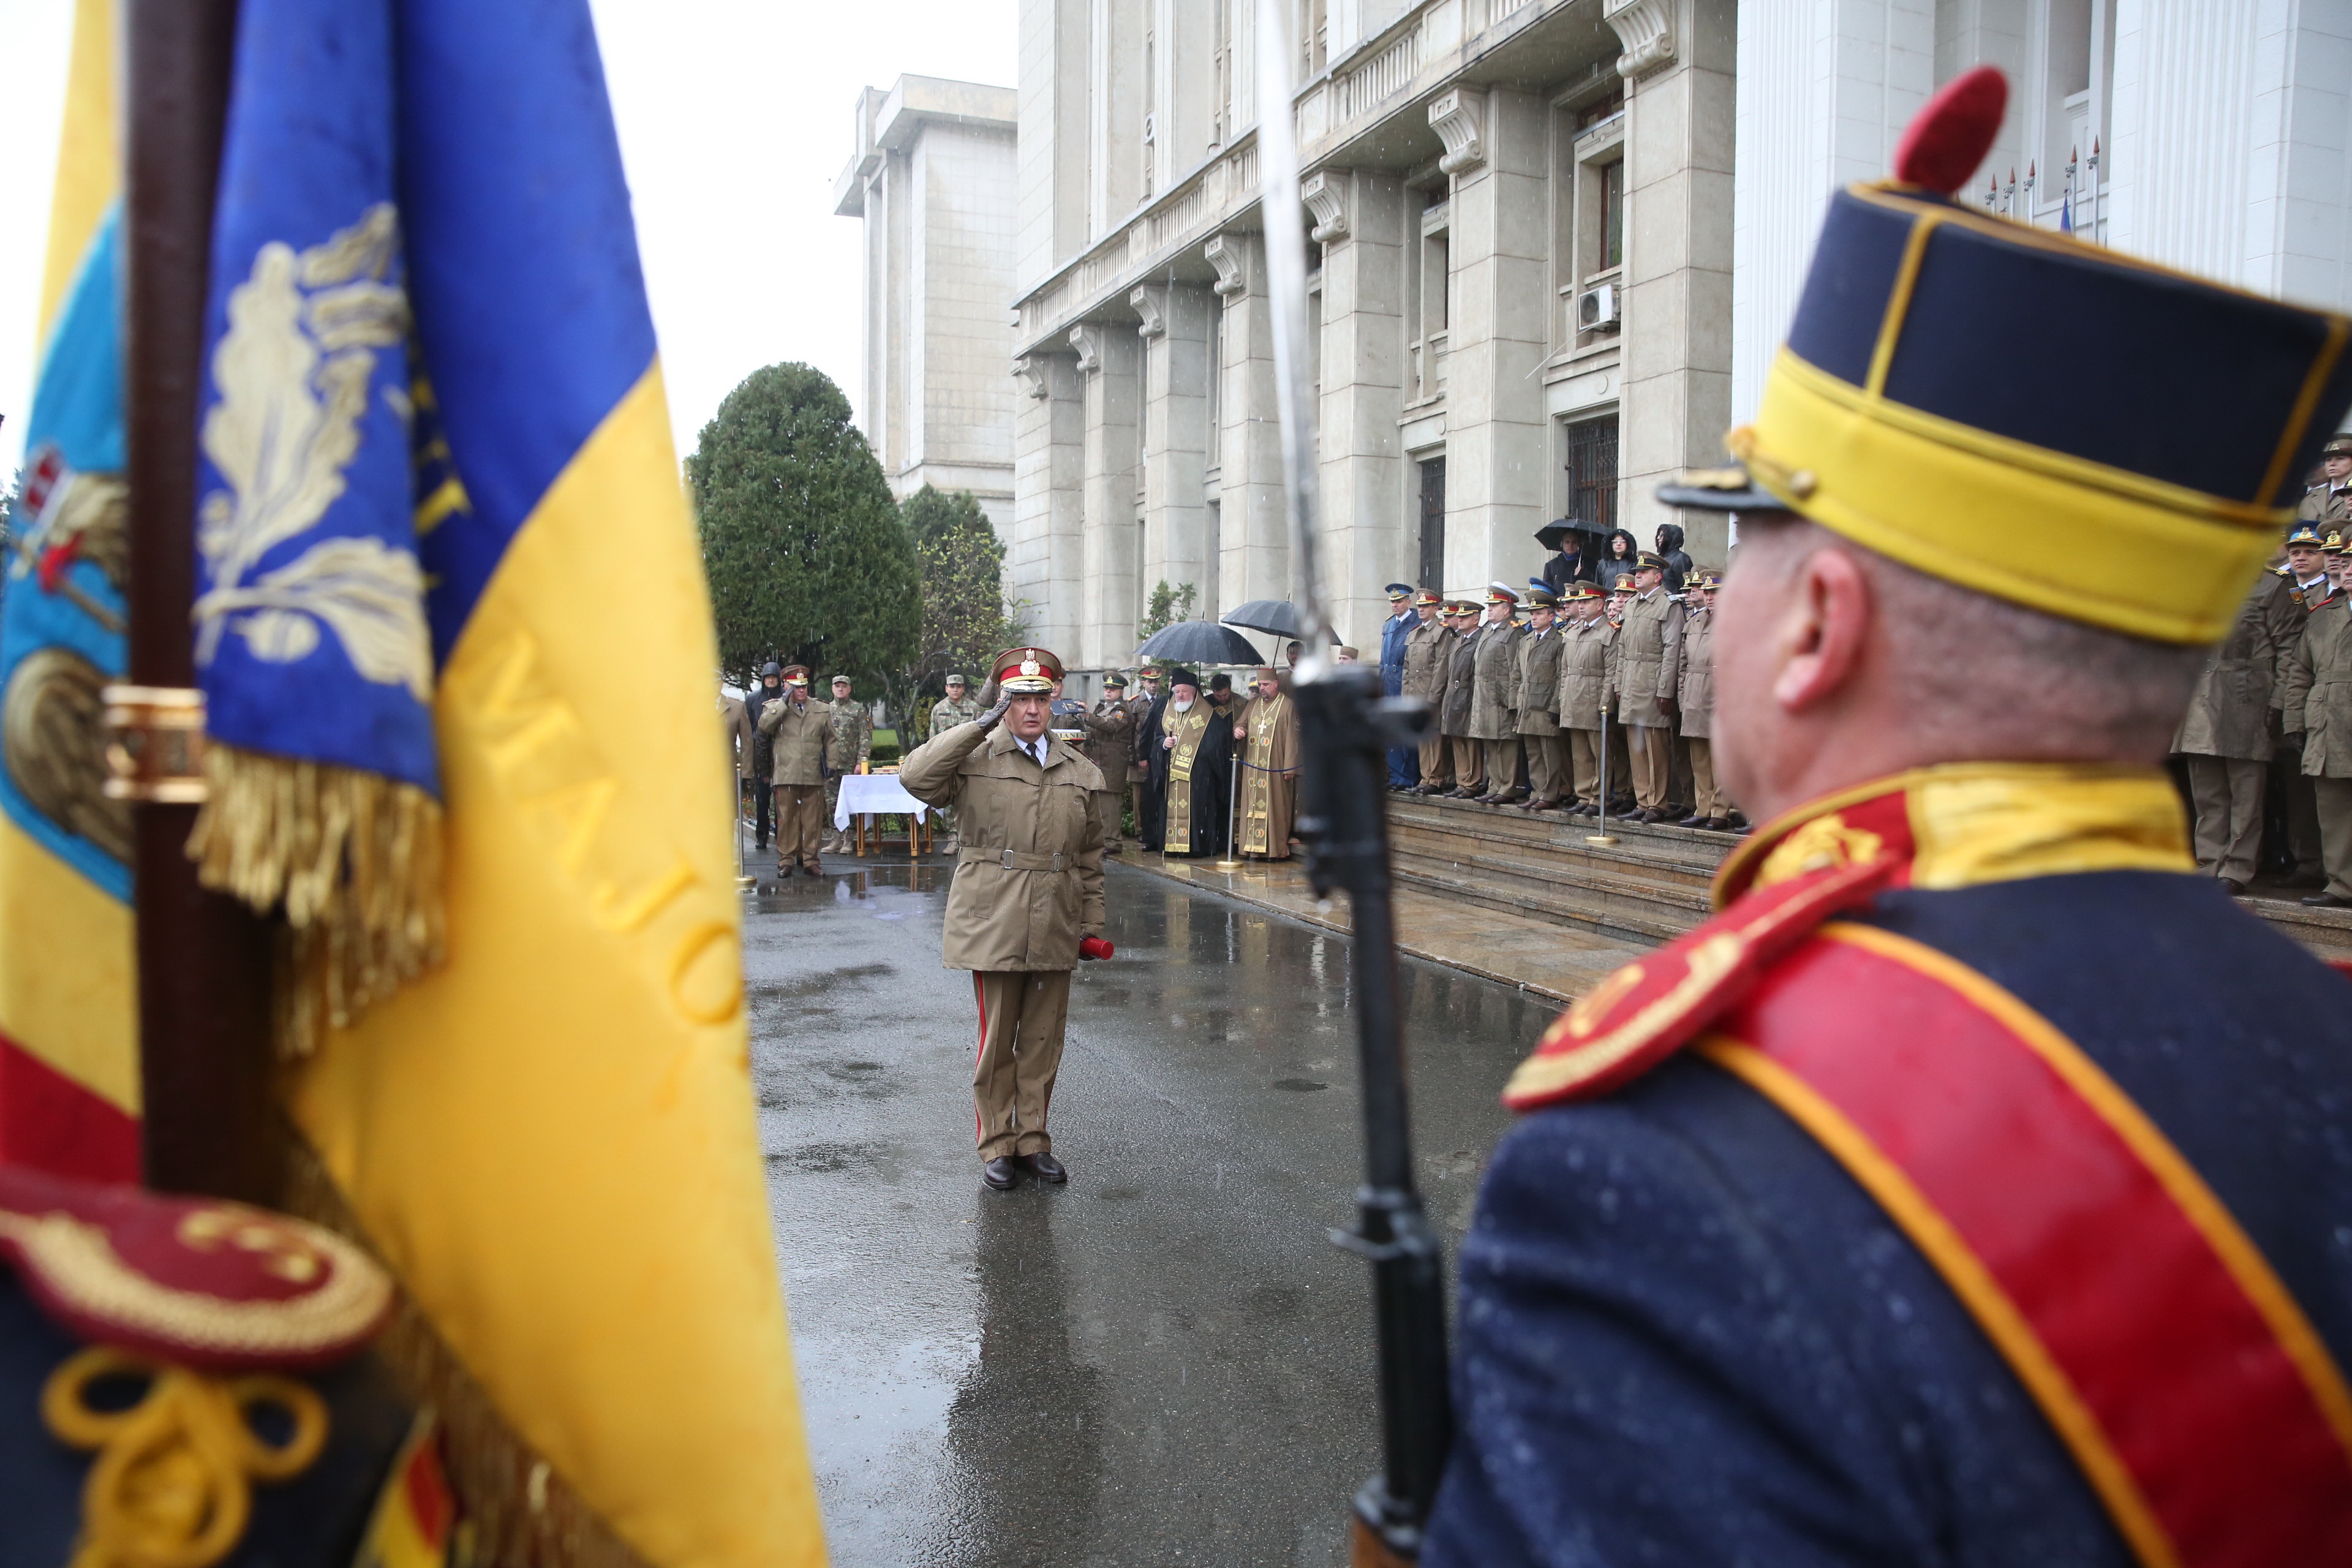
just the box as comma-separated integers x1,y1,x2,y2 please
185,744,445,1057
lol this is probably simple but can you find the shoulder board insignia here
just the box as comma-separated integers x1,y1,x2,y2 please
2276,564,2293,576
0,1164,391,1371
1504,855,1902,1111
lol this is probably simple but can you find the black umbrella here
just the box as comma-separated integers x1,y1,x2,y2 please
1536,518,1610,550
1135,619,1265,666
1219,599,1340,642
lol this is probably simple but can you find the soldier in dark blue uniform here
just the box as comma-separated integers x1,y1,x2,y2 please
1379,584,1420,790
1428,68,2352,1567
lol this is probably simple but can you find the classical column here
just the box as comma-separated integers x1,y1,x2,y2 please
1206,232,1287,634
1132,282,1216,630
1072,322,1141,668
1430,86,1549,597
1612,0,1741,565
1308,168,1408,648
1011,352,1085,660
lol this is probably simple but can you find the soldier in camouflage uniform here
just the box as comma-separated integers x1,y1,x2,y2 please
928,673,981,854
824,674,874,854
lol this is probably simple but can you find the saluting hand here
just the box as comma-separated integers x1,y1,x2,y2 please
974,692,1014,734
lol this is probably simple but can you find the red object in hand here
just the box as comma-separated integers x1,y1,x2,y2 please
1079,936,1115,962
1893,66,2007,197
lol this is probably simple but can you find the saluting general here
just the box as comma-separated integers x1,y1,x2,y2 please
1429,69,2352,1566
898,646,1109,1192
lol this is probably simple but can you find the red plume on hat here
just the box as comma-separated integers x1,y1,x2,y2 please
1893,66,2007,197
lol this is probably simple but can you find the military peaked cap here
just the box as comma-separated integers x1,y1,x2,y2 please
990,646,1062,693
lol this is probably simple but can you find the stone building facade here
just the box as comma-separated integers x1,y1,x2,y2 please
835,76,1020,534
860,3,2351,672
1007,0,1736,666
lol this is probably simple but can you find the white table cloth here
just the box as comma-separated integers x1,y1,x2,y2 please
834,773,931,831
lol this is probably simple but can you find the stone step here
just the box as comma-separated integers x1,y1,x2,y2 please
1384,791,2352,962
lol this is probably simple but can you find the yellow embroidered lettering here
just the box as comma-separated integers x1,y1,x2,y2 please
591,861,696,935
668,921,743,1025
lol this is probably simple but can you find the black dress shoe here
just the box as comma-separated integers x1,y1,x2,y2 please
981,1158,1021,1191
1022,1152,1068,1184
2220,878,2249,896
2302,892,2352,908
1677,815,1706,828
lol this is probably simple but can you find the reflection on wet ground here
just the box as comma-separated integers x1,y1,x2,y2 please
744,855,1548,1566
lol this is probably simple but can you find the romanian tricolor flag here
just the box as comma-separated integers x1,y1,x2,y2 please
0,0,136,1180
186,0,827,1562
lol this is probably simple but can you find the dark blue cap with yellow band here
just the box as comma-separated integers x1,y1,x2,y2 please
1663,69,2352,646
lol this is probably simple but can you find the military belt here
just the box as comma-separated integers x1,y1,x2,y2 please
961,846,1068,872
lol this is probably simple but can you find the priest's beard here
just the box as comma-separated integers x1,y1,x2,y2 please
1172,696,1194,712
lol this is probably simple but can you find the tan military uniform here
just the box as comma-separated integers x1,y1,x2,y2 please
823,699,875,853
927,693,981,848
1440,624,1484,794
2299,484,2352,529
1559,617,1616,809
1403,617,1457,790
1612,589,1686,813
2175,589,2277,887
1678,606,1725,822
2281,592,2352,898
1081,699,1136,851
758,695,835,873
898,720,1106,1161
721,691,752,791
1515,624,1567,806
1470,617,1525,801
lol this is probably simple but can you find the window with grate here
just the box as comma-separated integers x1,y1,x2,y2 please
1419,458,1447,590
1567,417,1617,531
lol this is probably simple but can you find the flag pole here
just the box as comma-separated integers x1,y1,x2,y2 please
120,0,279,1202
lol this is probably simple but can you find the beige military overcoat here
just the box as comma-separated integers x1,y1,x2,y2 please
1677,608,1716,741
758,695,835,785
1402,620,1455,702
2174,590,2275,762
1557,620,1615,731
1439,626,1480,736
899,722,1107,970
721,692,752,776
2282,596,2352,777
1469,619,1523,741
1515,625,1565,736
1611,591,1686,727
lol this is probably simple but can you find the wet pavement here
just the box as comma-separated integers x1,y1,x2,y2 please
743,853,1553,1567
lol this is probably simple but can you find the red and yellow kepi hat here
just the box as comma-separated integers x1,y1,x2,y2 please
1659,67,2352,646
777,663,810,687
1415,589,1442,608
992,646,1062,694
1560,582,1604,601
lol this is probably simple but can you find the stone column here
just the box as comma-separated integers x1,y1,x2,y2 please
1307,168,1408,649
1131,282,1216,631
1072,322,1141,668
1612,0,1741,567
1206,232,1287,644
1011,352,1085,660
1430,86,1550,597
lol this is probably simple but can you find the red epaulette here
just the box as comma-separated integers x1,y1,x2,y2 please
1504,855,1902,1111
0,1163,391,1370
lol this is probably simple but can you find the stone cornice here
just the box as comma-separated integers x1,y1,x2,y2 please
1602,0,1676,80
1301,172,1349,244
1428,89,1485,176
1129,284,1169,337
1204,236,1250,298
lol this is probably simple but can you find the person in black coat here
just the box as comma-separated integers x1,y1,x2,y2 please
1538,524,1602,594
1653,521,1695,590
1594,528,1640,588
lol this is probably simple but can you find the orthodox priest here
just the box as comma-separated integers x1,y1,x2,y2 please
1235,667,1300,859
1144,668,1234,856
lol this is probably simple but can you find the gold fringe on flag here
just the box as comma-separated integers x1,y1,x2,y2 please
186,742,445,1057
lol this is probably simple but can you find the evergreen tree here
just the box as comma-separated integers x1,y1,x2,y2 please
687,364,918,689
907,484,1026,733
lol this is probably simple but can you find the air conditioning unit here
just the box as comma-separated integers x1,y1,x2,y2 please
1578,283,1621,331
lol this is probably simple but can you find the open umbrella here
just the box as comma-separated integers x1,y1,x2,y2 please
1536,518,1610,550
1135,619,1265,667
1220,599,1340,642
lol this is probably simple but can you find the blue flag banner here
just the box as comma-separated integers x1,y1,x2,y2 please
187,0,443,1038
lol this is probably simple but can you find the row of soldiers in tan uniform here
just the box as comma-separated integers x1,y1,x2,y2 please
1396,563,1740,829
2180,478,2352,903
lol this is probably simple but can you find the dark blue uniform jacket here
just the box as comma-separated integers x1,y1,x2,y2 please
1428,871,2352,1566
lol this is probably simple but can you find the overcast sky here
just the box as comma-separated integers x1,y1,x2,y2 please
0,0,1017,475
